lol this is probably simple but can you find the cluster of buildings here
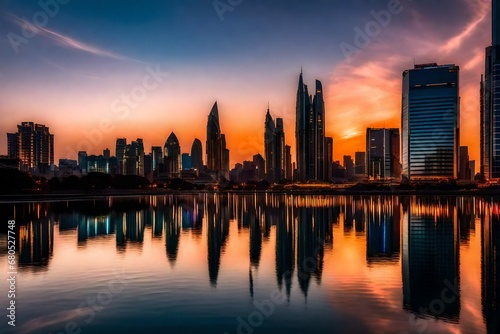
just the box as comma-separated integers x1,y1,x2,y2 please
4,0,500,184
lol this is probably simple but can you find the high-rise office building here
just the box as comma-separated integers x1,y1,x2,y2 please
7,133,17,159
206,102,230,179
116,138,127,175
343,155,355,180
366,128,401,179
296,71,329,181
7,122,54,173
124,139,145,176
265,109,276,182
78,151,87,172
325,137,334,181
165,132,181,178
191,138,203,172
355,151,366,177
151,146,163,178
285,145,293,180
481,0,500,180
402,64,460,180
459,146,472,180
182,153,192,170
264,108,286,182
253,153,265,181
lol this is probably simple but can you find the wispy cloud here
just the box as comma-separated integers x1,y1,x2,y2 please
4,12,144,63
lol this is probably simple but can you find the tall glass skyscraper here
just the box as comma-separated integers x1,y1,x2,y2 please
401,64,460,180
206,102,230,179
295,71,328,181
481,0,500,180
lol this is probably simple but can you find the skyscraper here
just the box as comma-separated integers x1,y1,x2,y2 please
366,128,401,179
264,108,286,182
481,0,500,180
265,109,276,182
191,138,203,172
253,153,265,181
402,64,460,180
151,146,163,178
124,139,145,176
459,146,471,180
355,151,366,177
295,71,328,181
285,145,293,180
116,138,127,175
7,122,54,173
206,102,230,179
165,132,181,178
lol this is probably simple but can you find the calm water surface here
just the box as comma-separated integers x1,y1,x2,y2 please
0,194,498,334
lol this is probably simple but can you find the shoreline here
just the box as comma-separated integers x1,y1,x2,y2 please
0,188,499,202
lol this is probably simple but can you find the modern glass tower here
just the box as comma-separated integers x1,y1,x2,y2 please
481,0,500,180
366,128,401,179
295,71,328,181
164,132,181,178
206,102,230,179
264,108,286,182
401,64,460,180
190,138,203,172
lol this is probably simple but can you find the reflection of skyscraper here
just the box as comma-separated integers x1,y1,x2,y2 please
249,204,262,269
165,201,181,266
402,197,460,322
366,197,400,264
77,215,113,242
481,201,500,332
296,207,325,298
402,64,460,180
18,219,54,269
207,195,230,286
275,205,295,300
206,102,230,179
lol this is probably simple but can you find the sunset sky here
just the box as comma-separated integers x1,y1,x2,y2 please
0,0,491,166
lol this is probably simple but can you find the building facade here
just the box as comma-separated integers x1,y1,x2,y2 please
481,0,500,180
295,71,329,181
366,128,401,179
402,64,460,180
206,102,230,179
7,122,54,173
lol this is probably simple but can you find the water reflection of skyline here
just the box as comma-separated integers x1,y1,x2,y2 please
2,195,497,325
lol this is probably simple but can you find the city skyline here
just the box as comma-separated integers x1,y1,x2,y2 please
0,0,492,167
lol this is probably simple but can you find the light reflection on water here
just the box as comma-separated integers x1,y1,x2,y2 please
0,194,498,334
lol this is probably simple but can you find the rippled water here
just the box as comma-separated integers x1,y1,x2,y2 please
0,194,498,334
